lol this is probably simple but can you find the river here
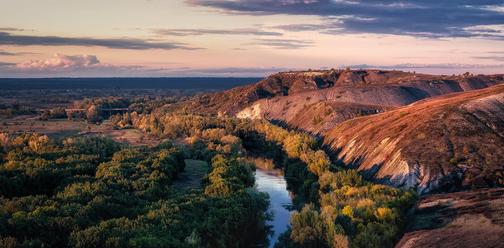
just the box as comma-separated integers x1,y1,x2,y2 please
255,169,294,247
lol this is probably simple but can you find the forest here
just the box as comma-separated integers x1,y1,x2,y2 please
0,102,417,248
109,111,417,247
0,132,269,247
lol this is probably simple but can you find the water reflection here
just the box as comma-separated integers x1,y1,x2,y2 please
255,169,293,247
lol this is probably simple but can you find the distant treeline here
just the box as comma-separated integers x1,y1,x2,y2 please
0,78,262,90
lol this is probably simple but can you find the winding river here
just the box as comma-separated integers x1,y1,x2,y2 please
255,169,294,247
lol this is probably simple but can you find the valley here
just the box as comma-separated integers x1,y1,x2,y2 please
0,70,503,248
5,0,504,247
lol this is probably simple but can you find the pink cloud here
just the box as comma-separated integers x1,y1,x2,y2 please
16,54,100,71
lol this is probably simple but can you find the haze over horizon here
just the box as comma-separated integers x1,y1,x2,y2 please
1,0,504,77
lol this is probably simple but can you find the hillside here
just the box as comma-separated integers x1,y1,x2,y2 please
396,188,504,248
285,101,393,134
174,69,503,134
324,85,504,194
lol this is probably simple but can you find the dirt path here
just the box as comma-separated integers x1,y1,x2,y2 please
173,159,209,191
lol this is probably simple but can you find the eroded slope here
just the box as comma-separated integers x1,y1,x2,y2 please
232,70,503,134
324,85,504,194
396,188,504,248
176,70,503,123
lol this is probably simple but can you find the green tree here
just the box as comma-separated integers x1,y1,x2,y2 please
290,204,329,248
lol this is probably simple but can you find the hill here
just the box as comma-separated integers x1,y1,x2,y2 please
324,84,504,194
175,69,503,134
396,188,504,248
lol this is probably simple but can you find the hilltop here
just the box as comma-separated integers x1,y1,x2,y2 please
175,69,503,134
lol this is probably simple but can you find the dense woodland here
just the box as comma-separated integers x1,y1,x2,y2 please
0,96,417,247
0,132,269,247
108,111,417,247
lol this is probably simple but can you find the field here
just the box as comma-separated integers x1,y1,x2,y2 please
0,116,160,146
0,78,259,146
1,116,88,139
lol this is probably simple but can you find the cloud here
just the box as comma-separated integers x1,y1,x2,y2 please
12,53,154,74
473,56,504,61
3,56,504,77
344,63,504,75
0,62,16,67
0,53,288,77
165,66,289,76
0,51,18,56
155,27,282,36
251,38,314,49
0,27,26,32
0,53,155,77
472,53,504,61
0,31,199,50
348,63,504,69
0,50,37,56
0,53,290,76
271,23,337,32
16,54,101,71
187,0,504,39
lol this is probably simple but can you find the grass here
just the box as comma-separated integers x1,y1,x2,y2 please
173,159,209,191
0,116,159,146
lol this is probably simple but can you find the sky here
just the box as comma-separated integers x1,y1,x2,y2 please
1,0,504,77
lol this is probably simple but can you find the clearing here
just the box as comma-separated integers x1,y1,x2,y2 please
173,159,209,191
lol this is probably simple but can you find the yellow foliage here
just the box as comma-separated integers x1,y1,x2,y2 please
320,205,337,221
201,128,226,141
356,198,375,209
341,206,354,218
344,186,360,197
371,184,387,194
0,132,9,150
375,207,394,221
220,135,240,145
28,133,49,152
185,136,199,145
